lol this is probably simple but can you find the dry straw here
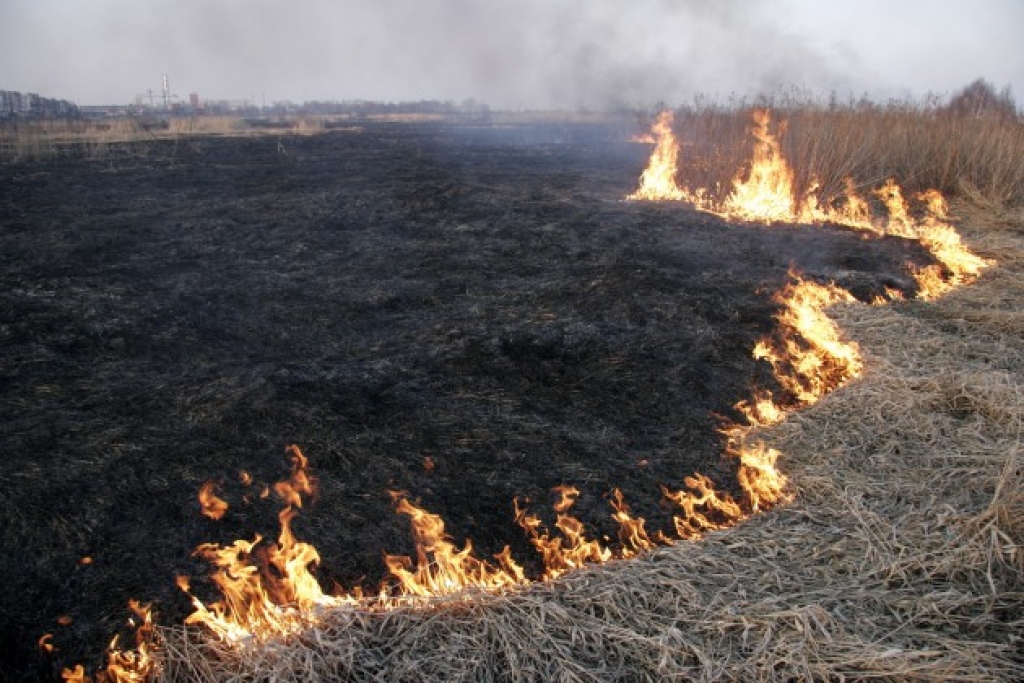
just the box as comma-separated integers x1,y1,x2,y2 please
153,202,1023,680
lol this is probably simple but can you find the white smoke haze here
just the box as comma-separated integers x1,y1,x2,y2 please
1,0,1021,108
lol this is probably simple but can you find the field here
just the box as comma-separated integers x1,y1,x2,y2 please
1,112,1021,680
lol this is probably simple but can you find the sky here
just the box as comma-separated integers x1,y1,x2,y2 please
1,0,1021,109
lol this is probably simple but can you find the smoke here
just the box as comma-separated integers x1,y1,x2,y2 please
1,0,1019,108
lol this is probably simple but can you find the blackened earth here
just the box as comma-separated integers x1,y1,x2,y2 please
0,122,936,679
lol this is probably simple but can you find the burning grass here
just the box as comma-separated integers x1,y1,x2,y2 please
151,202,1024,682
104,133,1019,677
139,105,1021,678
11,97,1022,678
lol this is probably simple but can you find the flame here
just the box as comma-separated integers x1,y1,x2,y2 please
609,488,656,557
198,482,228,520
383,492,525,598
61,665,86,682
720,109,798,223
734,442,788,513
660,474,743,538
802,177,875,230
627,111,687,201
734,390,786,427
514,486,613,580
99,601,157,682
626,108,990,301
753,275,861,407
178,445,350,644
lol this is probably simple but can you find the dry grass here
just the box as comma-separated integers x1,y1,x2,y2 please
673,100,1024,207
150,202,1023,680
0,116,333,162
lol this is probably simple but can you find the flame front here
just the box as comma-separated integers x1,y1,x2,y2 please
721,109,798,223
627,111,687,200
754,275,861,407
628,108,990,298
384,492,525,598
177,445,351,645
66,106,995,680
514,486,613,580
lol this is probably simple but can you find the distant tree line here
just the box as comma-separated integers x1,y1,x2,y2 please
943,78,1018,121
0,90,80,119
262,98,491,118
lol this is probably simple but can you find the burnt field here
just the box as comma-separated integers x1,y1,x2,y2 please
0,122,936,679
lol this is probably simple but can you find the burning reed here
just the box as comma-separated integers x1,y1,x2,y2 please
667,88,1024,208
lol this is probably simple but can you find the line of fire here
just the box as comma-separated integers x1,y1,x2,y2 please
57,109,989,682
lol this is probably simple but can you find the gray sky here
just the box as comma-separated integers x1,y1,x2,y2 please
1,0,1021,108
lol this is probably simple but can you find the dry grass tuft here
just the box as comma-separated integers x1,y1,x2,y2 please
152,202,1024,680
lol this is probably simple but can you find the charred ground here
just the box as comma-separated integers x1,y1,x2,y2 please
0,122,935,679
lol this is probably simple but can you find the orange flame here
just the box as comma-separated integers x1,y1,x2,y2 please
515,486,613,580
61,665,86,682
39,633,55,654
178,445,350,644
609,488,656,557
627,108,990,301
753,275,861,407
627,111,687,201
660,474,743,538
93,600,157,682
721,109,798,223
198,482,228,520
384,493,525,598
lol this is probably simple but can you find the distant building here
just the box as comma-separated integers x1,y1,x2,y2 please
0,90,79,119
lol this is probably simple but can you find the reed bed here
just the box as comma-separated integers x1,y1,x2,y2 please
673,94,1024,207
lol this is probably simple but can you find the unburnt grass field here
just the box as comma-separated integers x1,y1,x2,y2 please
0,118,1018,680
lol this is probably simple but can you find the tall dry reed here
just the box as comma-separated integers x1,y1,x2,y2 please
671,94,1024,207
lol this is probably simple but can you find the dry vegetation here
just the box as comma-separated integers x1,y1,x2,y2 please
0,115,331,162
142,96,1023,679
674,86,1024,209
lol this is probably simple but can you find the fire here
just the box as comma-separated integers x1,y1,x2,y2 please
198,481,228,520
383,492,525,598
627,111,687,201
67,106,997,680
660,474,742,538
609,488,657,557
178,445,350,644
98,600,157,682
753,275,862,407
734,442,788,513
628,108,990,301
720,108,798,223
515,486,612,580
